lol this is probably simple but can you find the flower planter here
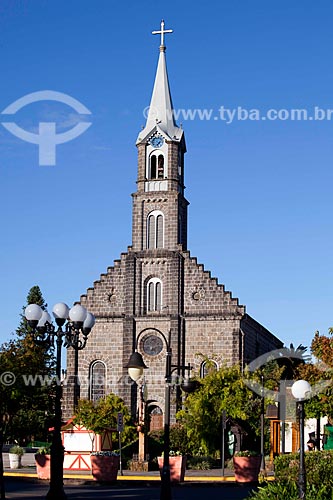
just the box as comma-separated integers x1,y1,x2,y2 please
9,453,22,469
35,454,51,480
158,456,186,482
233,455,261,483
90,455,119,482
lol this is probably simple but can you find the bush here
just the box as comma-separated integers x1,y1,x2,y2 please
35,446,50,456
148,424,193,456
250,451,333,500
187,455,215,470
250,481,333,500
9,445,24,456
169,423,192,455
274,450,333,488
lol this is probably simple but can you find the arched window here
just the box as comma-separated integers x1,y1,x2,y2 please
158,155,164,178
89,361,106,401
149,153,164,179
150,155,157,179
200,360,218,378
147,210,164,249
147,278,162,312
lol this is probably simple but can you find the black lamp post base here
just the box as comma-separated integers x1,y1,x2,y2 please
46,486,67,500
160,470,172,500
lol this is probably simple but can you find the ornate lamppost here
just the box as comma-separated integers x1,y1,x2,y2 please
0,413,9,500
0,425,4,500
291,379,311,500
260,375,266,475
126,329,197,500
25,302,95,500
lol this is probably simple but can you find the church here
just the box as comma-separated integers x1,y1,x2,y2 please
63,22,283,426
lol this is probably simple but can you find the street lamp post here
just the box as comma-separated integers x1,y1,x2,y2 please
126,329,196,500
25,302,95,500
291,379,311,500
0,428,4,500
260,375,266,475
0,414,9,500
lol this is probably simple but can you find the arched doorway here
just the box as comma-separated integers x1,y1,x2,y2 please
148,404,163,431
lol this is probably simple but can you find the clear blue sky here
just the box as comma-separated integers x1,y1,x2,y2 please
1,0,332,354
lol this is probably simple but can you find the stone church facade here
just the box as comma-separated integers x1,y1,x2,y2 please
63,24,283,424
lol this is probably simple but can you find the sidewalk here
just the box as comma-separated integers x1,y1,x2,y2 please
2,452,274,484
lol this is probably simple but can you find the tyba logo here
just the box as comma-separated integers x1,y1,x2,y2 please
1,90,92,166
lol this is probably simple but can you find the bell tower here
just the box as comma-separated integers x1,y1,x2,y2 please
132,20,188,252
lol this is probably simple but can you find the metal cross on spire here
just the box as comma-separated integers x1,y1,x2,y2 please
152,19,173,47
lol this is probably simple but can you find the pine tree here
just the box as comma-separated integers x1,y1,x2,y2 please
0,286,56,444
16,285,46,338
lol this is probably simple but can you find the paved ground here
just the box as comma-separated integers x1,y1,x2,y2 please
1,452,265,499
2,477,257,499
2,452,240,481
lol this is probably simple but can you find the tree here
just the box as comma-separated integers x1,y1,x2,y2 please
74,393,136,450
0,286,56,444
177,365,263,456
275,343,311,380
311,330,333,368
302,330,333,420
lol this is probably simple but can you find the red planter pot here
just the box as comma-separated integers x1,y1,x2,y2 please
90,455,119,482
158,456,186,482
35,454,51,480
233,456,261,483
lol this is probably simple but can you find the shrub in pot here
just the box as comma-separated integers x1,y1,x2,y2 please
233,450,261,483
90,451,120,482
35,446,51,480
158,451,187,482
9,445,24,469
73,394,135,480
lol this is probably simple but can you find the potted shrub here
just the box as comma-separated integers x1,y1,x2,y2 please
158,451,187,482
73,394,135,481
35,446,51,479
233,450,261,483
90,451,120,481
9,445,24,469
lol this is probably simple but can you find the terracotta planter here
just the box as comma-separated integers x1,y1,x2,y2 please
158,455,186,482
233,455,261,483
9,453,22,469
90,455,119,482
35,454,51,480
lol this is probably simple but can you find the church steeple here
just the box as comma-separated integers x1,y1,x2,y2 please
137,20,183,144
132,21,188,253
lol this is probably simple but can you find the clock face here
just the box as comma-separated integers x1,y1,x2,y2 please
143,335,163,356
150,136,164,148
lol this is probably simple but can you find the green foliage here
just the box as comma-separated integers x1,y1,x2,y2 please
146,425,192,458
187,455,215,470
254,450,333,500
0,286,55,444
169,423,192,455
274,450,333,487
250,481,333,500
146,430,164,460
74,393,136,449
90,451,119,456
177,365,262,455
234,450,259,457
9,445,24,456
35,446,51,456
305,330,333,419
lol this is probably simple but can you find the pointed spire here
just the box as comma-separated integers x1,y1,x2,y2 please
137,20,183,143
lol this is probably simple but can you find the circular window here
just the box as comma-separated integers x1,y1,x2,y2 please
143,335,163,356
